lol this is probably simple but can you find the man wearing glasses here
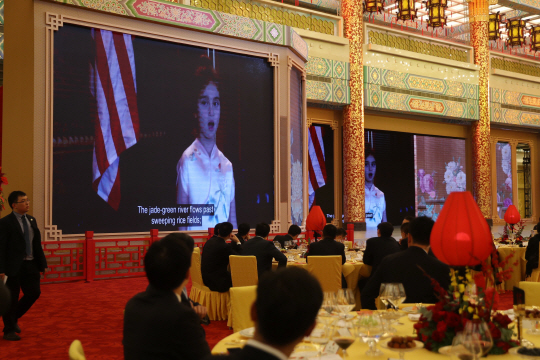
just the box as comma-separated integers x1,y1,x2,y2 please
0,191,48,341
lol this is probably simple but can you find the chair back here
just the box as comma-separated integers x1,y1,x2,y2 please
191,251,205,287
193,247,200,254
307,256,342,292
68,340,86,360
343,241,353,249
519,281,540,306
230,255,258,287
229,285,257,332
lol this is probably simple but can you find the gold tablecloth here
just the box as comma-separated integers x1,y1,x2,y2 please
498,246,527,290
212,314,539,359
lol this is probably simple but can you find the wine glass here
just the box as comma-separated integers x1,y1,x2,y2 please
273,241,281,249
333,319,356,359
379,283,391,310
319,292,337,325
309,323,333,359
460,321,493,359
356,312,384,356
387,283,406,310
336,289,356,317
451,331,482,360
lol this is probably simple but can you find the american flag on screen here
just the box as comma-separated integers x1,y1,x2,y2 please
90,29,140,210
308,126,327,209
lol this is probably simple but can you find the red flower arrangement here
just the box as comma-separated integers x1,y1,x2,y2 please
414,248,520,354
0,167,8,210
499,220,526,244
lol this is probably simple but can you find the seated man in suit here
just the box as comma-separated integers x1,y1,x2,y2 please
361,216,451,310
236,223,251,245
359,222,401,290
335,228,347,242
526,222,540,277
273,225,302,249
206,267,323,360
399,222,410,251
305,224,347,287
123,236,210,360
242,223,287,278
201,222,242,292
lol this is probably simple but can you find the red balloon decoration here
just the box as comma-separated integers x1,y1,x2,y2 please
430,191,493,266
503,205,521,225
306,206,326,233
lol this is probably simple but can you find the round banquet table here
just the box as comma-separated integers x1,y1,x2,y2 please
498,246,527,290
212,312,540,359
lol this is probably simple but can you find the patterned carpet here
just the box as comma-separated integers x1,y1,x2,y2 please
0,277,512,359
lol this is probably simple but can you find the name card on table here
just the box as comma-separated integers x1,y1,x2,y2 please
324,341,340,354
346,255,351,261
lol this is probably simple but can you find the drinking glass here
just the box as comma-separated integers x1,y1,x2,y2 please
357,312,384,356
379,283,391,309
333,319,356,359
451,332,482,360
387,283,406,310
336,289,356,317
273,241,281,249
319,292,337,325
465,284,478,305
456,321,493,359
309,323,333,359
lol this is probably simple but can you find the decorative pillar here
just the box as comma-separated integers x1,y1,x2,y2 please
469,0,492,221
342,0,366,230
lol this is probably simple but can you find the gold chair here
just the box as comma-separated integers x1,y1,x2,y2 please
306,255,342,292
229,255,258,287
228,285,257,333
68,340,86,360
193,247,200,254
190,251,230,321
343,241,353,249
519,281,540,306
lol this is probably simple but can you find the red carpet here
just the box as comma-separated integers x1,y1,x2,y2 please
0,277,512,359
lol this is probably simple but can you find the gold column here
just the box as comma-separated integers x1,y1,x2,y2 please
469,0,492,220
342,0,365,229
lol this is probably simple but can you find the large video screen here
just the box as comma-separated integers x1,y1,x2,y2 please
53,24,275,234
364,130,466,227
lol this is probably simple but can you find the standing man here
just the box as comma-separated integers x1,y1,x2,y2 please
0,191,48,341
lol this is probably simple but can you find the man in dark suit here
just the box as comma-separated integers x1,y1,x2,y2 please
201,222,242,292
242,223,287,278
361,216,451,310
526,222,540,277
236,223,251,245
205,267,322,360
399,222,410,251
359,222,400,290
273,225,301,249
305,224,347,287
0,191,48,341
124,236,210,360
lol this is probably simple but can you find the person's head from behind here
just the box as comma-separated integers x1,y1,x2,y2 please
365,148,376,186
8,191,29,214
238,223,250,238
255,223,271,239
193,56,221,142
400,222,410,240
161,233,195,253
144,237,191,292
409,216,434,247
213,222,221,237
322,224,337,240
218,222,234,239
287,225,302,239
335,228,347,241
252,268,322,349
402,215,415,224
377,222,393,237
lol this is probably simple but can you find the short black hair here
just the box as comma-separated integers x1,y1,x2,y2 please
377,222,394,237
144,237,191,291
213,223,221,236
322,224,337,239
403,215,415,223
287,225,302,237
238,223,251,237
336,228,347,238
256,268,322,346
161,233,195,253
400,222,410,237
8,191,26,209
409,216,434,246
218,222,233,237
255,223,271,238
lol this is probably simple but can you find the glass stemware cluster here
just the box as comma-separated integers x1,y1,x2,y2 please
451,321,493,360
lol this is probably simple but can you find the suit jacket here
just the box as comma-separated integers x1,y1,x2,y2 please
204,344,283,360
123,286,210,360
399,238,409,251
242,237,287,278
362,236,401,275
273,234,293,249
305,238,346,264
526,234,540,276
235,233,248,245
0,212,47,276
361,246,451,310
201,237,242,292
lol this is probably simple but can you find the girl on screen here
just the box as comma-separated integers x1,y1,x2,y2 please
365,148,387,228
176,55,237,230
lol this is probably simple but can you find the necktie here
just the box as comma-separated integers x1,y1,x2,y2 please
22,215,32,257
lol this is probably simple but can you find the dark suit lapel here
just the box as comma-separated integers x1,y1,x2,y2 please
9,212,24,239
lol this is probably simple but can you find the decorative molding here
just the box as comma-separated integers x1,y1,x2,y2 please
491,56,540,79
268,53,279,67
46,12,64,30
491,87,540,127
304,55,350,104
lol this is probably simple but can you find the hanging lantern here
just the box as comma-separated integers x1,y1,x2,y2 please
425,0,447,28
397,0,417,21
504,205,521,225
306,206,326,241
363,0,385,13
430,192,493,266
506,19,526,47
530,26,540,52
489,12,502,41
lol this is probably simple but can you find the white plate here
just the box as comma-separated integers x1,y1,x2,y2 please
408,313,421,322
239,327,255,338
380,340,424,352
402,306,418,314
438,345,452,356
